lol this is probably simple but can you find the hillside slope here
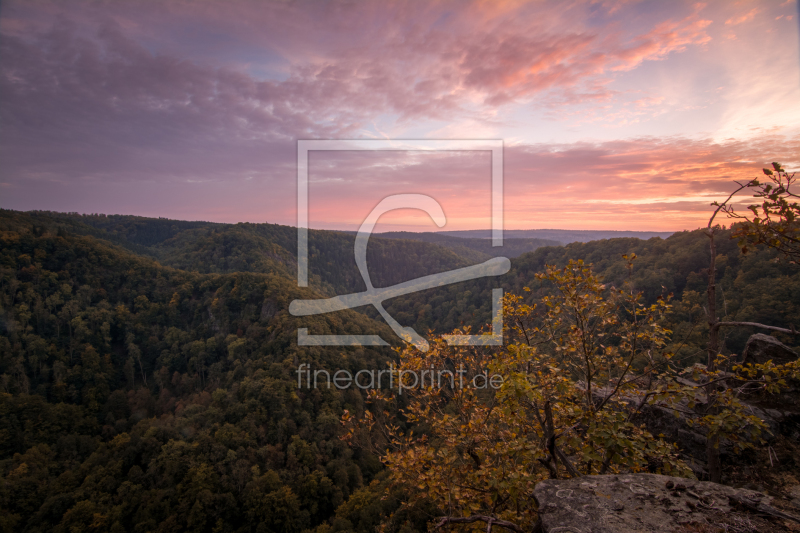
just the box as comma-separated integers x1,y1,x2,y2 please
26,212,474,297
439,228,675,243
375,231,562,260
3,210,799,532
0,210,413,533
379,230,800,361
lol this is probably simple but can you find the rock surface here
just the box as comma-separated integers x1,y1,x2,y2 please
533,473,799,532
741,333,798,366
791,485,800,511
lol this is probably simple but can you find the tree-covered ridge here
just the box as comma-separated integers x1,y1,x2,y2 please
374,231,562,260
13,209,800,361
2,209,800,532
154,226,297,278
24,211,223,248
438,228,675,242
18,211,474,298
0,211,412,533
377,228,800,364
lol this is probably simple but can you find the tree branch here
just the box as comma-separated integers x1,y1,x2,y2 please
709,181,753,229
626,390,658,422
555,446,581,478
538,456,559,479
434,515,524,532
728,494,800,524
712,321,799,335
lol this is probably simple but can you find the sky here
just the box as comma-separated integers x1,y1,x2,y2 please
1,0,799,232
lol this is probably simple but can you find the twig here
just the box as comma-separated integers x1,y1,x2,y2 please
728,494,800,524
434,515,524,532
712,321,800,336
709,181,753,228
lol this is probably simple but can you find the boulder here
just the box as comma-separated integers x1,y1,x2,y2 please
741,333,798,366
533,473,800,532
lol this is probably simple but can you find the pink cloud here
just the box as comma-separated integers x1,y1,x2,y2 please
609,16,712,72
0,0,724,190
634,96,665,108
264,136,800,232
725,8,759,25
500,135,800,230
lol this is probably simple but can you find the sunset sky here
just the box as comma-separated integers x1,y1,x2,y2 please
1,0,799,232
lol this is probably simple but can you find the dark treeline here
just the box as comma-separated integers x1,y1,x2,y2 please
437,228,675,242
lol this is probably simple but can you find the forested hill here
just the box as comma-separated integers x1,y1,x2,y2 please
17,211,477,297
2,209,799,532
374,231,561,260
438,228,675,243
0,209,416,533
7,210,800,358
377,229,800,363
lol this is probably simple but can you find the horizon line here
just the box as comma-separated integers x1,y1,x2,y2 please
3,208,697,234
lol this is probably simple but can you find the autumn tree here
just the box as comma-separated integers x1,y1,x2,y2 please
345,258,792,531
344,239,800,530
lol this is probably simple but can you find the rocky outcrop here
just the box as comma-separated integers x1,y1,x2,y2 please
629,334,800,475
741,333,798,366
533,473,800,532
579,336,800,478
631,402,710,474
738,333,800,442
629,394,800,481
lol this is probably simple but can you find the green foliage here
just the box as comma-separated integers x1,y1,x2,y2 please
0,211,399,532
1,208,799,532
378,228,800,363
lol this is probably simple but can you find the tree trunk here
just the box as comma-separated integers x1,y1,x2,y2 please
705,228,722,483
706,228,719,371
706,433,721,484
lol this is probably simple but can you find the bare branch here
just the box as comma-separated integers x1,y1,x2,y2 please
728,494,800,524
712,321,799,335
538,456,559,479
709,181,753,229
434,514,524,533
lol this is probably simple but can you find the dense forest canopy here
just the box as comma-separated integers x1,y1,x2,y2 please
1,209,799,532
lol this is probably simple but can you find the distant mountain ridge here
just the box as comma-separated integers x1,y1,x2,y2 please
429,228,675,243
374,231,562,260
